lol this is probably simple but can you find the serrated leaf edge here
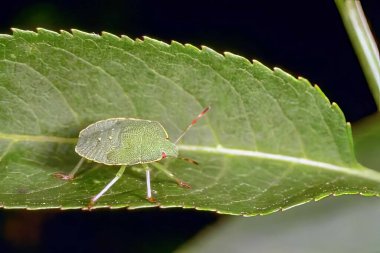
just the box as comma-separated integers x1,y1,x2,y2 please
1,28,378,216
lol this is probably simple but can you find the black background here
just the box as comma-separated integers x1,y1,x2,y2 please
0,0,379,252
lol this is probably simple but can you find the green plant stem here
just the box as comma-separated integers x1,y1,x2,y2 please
335,0,380,109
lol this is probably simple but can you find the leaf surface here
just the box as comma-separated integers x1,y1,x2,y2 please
0,28,379,215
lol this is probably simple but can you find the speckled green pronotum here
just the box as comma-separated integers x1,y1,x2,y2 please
54,107,210,207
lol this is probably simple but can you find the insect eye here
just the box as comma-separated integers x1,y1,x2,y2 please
161,152,167,159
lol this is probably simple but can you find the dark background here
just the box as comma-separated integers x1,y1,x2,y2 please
0,0,379,252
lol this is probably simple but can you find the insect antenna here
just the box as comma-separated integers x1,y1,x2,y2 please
174,106,210,144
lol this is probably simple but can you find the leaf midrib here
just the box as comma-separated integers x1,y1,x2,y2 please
1,132,379,183
0,132,77,143
179,145,380,182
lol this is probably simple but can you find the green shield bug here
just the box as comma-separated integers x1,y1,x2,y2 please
54,106,210,208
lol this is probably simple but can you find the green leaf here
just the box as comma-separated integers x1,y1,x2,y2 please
0,28,379,215
353,112,380,170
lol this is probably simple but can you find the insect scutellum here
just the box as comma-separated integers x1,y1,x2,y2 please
53,106,210,208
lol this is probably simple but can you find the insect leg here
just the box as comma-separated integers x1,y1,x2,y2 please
143,164,156,203
53,157,85,180
88,165,126,208
177,157,199,165
151,162,191,189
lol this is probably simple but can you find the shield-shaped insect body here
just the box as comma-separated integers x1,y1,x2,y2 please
75,118,178,165
54,107,210,208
